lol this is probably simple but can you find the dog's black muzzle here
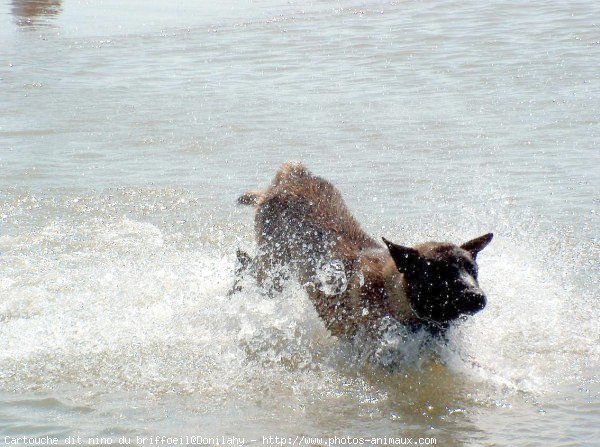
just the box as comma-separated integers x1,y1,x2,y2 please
462,290,487,315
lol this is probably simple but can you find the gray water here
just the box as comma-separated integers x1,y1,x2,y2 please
0,0,599,445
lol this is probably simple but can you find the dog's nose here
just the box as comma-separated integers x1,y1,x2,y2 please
465,291,486,314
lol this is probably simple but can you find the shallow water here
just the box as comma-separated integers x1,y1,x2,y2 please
0,0,598,445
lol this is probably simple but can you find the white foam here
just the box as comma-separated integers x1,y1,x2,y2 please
0,189,597,416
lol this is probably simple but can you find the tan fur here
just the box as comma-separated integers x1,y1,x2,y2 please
237,190,265,206
241,162,420,339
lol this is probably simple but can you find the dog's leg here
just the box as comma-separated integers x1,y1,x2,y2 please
228,249,255,296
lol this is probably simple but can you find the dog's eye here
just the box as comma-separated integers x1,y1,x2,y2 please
457,259,477,276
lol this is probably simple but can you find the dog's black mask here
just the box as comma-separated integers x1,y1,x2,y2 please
383,233,493,328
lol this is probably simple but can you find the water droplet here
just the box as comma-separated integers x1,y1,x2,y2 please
315,259,348,296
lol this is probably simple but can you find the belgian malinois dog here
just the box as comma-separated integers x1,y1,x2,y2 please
234,162,493,338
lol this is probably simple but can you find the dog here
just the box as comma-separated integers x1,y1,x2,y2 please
234,162,493,339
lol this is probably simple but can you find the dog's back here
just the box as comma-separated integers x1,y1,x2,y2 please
250,162,377,251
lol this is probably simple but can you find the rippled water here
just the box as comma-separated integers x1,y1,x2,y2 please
1,0,598,445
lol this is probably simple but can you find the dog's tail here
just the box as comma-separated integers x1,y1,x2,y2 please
237,189,265,206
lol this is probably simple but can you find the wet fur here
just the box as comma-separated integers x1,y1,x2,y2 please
236,162,492,339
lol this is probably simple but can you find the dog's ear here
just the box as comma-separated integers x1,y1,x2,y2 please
382,237,424,275
461,233,493,258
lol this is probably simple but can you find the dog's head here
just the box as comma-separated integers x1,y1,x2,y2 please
383,233,493,328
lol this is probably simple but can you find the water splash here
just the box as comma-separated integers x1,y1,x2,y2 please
0,186,597,440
